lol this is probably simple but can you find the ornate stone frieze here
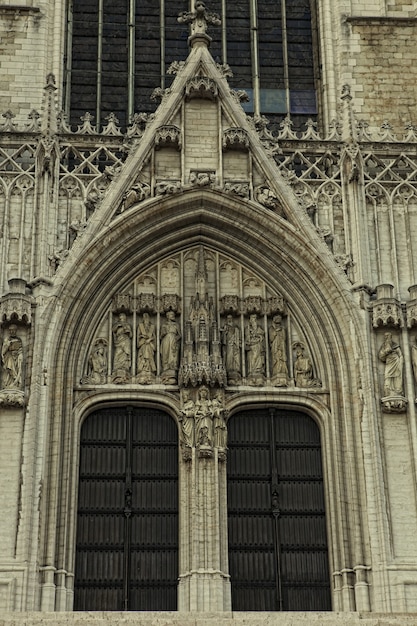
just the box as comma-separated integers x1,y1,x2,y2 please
185,76,218,100
155,125,182,150
189,170,216,187
222,128,250,151
255,185,284,216
155,179,182,195
223,181,250,199
80,246,324,391
121,182,151,211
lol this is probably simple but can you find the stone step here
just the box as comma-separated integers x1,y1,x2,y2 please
1,614,417,626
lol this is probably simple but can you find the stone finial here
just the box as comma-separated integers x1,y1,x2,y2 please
178,1,221,45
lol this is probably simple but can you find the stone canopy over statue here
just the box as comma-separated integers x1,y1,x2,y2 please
80,245,323,397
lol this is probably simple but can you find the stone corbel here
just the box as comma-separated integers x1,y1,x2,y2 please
222,127,249,151
155,125,182,151
372,284,403,328
185,76,218,100
381,396,408,414
0,279,33,326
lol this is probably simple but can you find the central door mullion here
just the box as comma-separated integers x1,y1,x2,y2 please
123,406,133,611
269,408,283,611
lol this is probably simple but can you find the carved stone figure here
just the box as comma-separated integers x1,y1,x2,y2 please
137,313,156,383
411,336,417,387
222,315,241,384
378,332,404,397
293,343,321,388
195,386,213,447
212,391,228,449
160,311,181,384
84,338,107,384
269,314,288,386
245,314,265,386
1,324,23,389
178,390,195,448
112,312,132,382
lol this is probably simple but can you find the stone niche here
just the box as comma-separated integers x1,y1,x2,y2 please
80,245,323,390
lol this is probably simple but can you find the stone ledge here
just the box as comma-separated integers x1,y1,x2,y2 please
0,614,417,625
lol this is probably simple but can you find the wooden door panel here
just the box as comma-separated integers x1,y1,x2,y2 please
74,406,178,611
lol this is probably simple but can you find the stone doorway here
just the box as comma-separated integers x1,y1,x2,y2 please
74,406,179,610
227,408,331,611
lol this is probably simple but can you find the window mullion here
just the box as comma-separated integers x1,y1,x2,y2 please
128,0,136,121
96,0,104,128
281,0,290,116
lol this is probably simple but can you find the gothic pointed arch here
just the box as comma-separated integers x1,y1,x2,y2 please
35,185,371,612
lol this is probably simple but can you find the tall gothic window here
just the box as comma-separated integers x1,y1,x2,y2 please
64,0,319,130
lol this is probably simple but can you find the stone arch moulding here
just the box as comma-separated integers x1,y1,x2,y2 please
35,189,372,613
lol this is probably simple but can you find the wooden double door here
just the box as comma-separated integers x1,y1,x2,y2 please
74,407,178,611
74,405,331,612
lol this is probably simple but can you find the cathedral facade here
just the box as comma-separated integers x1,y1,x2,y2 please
1,0,417,621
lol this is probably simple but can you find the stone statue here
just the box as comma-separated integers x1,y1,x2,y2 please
411,336,417,387
137,313,156,383
212,391,228,449
222,315,241,384
1,324,23,389
378,332,404,397
245,313,265,385
112,312,132,382
178,389,195,448
160,311,181,384
85,338,107,384
293,343,322,388
269,314,288,386
195,386,213,447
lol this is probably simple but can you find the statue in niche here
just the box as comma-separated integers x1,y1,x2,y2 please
269,314,288,386
212,391,228,449
1,324,23,389
178,389,195,449
221,315,241,385
293,343,321,388
112,312,132,382
160,310,181,384
195,386,213,447
378,332,404,397
411,336,417,388
84,338,108,384
137,313,156,384
245,313,266,386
